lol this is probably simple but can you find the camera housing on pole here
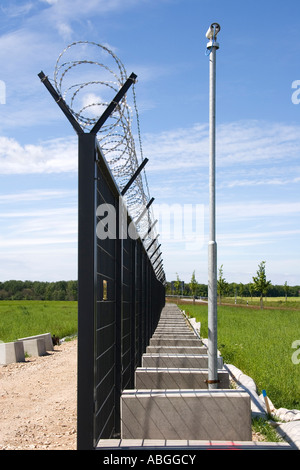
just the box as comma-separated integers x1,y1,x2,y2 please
206,22,221,49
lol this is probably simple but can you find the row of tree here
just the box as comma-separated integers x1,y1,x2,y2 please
166,261,300,308
1,262,299,305
0,280,78,301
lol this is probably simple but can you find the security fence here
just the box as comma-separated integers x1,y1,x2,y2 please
85,140,165,449
39,43,165,450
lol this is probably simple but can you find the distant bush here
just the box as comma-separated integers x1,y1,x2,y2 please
0,280,77,301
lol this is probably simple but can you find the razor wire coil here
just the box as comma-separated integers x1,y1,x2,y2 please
53,41,161,264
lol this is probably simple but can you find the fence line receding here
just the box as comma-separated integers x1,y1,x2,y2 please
38,42,166,450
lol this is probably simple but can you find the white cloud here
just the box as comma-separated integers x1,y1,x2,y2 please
222,176,299,188
56,22,73,41
0,189,76,203
1,2,34,18
0,246,77,281
217,201,300,220
35,0,152,41
0,187,78,280
40,0,58,5
142,120,300,172
80,93,106,118
218,229,300,247
143,123,209,171
0,136,77,174
45,0,149,17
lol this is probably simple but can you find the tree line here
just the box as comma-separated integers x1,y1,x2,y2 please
1,261,299,305
166,262,300,304
0,280,78,301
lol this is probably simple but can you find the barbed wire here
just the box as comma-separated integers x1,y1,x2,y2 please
53,41,162,269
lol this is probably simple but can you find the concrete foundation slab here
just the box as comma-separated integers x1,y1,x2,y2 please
156,325,189,329
146,345,207,354
142,353,223,369
156,320,187,324
21,338,46,357
97,439,292,450
121,389,252,441
153,328,193,333
135,367,230,389
18,333,53,351
150,338,202,347
152,332,196,337
0,341,25,365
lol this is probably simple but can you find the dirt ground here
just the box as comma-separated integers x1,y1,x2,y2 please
0,339,77,450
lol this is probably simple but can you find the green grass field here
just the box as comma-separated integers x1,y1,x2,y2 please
179,301,300,411
0,300,77,343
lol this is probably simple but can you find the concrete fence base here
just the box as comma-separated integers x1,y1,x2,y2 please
0,341,25,365
20,338,47,357
135,367,230,389
142,353,223,369
18,333,53,351
121,389,252,441
146,345,207,354
112,303,292,449
119,303,256,444
97,439,292,450
0,333,54,365
149,338,204,347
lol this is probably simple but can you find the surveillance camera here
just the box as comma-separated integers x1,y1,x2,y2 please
206,23,221,40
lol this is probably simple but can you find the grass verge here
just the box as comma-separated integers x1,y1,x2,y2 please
0,300,77,343
251,417,284,443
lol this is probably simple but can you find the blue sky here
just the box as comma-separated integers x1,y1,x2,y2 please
0,0,299,286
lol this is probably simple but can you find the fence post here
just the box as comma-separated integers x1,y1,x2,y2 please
77,133,97,450
130,237,137,386
114,194,123,437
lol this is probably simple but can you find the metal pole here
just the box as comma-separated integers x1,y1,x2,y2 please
77,133,97,449
206,23,220,390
